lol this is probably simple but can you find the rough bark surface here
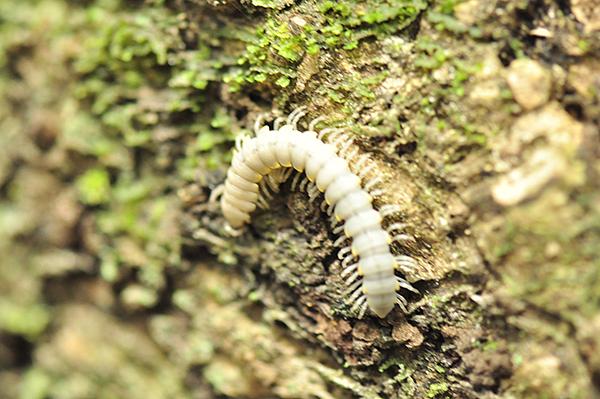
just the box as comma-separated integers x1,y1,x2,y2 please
0,0,599,398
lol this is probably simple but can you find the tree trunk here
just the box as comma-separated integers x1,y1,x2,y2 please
0,0,599,398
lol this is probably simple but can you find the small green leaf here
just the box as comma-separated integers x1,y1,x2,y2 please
275,76,291,87
76,168,111,205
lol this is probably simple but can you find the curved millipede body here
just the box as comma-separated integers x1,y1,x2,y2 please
219,108,418,318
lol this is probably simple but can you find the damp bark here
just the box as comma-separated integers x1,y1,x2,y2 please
0,0,599,398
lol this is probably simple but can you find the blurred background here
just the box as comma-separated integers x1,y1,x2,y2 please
0,0,599,398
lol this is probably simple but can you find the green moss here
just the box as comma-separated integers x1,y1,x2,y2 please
20,369,52,399
427,382,449,398
0,300,50,339
414,39,449,69
414,37,481,96
433,364,446,373
315,69,389,114
73,8,197,146
251,0,293,9
483,340,499,352
32,0,249,300
407,24,495,154
94,189,182,289
75,8,183,72
275,75,291,87
576,39,590,53
490,188,600,327
378,359,417,389
422,0,483,37
319,0,427,28
512,353,524,366
76,168,112,205
226,0,427,91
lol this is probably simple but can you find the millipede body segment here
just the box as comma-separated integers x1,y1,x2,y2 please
219,108,417,318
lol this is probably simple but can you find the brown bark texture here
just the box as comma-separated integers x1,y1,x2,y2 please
0,0,599,398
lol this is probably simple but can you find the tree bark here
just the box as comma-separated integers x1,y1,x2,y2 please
0,0,599,398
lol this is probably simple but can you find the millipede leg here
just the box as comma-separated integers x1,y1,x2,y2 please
278,168,292,185
256,195,269,209
280,168,293,181
396,276,419,293
287,105,307,126
291,172,303,191
344,280,362,296
337,137,354,155
358,300,369,319
307,183,320,201
341,254,354,268
330,213,341,229
358,163,375,179
309,116,326,131
273,116,286,130
344,271,361,287
299,177,310,192
286,108,300,125
208,184,225,203
317,127,333,140
337,246,352,260
330,133,351,150
317,127,342,141
304,180,313,193
340,263,358,278
235,134,246,152
392,234,413,243
290,106,308,128
387,222,407,234
264,175,276,193
329,258,341,270
365,176,384,196
364,176,383,192
341,145,359,162
352,154,370,172
265,173,282,193
327,203,335,216
396,294,408,313
224,223,245,237
333,235,347,247
347,287,365,307
332,224,344,235
329,131,346,144
320,199,329,213
253,113,267,135
350,295,368,319
379,204,402,218
347,292,363,311
258,180,274,201
395,255,418,271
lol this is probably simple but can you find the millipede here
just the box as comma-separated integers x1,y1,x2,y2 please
213,107,419,318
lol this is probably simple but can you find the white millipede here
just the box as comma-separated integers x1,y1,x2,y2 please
216,107,418,318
